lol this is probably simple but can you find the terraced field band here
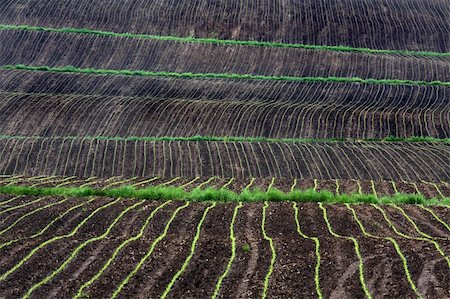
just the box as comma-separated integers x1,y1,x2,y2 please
1,65,449,86
1,24,448,57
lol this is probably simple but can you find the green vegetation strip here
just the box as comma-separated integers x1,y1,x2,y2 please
1,64,448,86
0,184,449,205
0,24,448,57
0,134,448,144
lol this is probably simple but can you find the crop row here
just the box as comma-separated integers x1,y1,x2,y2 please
0,0,447,51
0,30,448,82
1,24,449,58
3,65,449,87
0,176,449,203
0,137,448,181
0,91,448,139
0,199,449,297
0,175,448,200
1,70,448,108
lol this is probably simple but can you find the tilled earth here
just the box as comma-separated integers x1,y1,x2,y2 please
0,195,449,298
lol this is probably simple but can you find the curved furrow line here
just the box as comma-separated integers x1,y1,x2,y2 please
0,197,68,237
0,196,47,216
0,197,96,251
0,195,23,207
109,201,190,299
371,205,450,268
159,202,216,299
345,204,423,298
392,205,450,240
211,202,242,299
261,201,276,299
0,197,121,281
73,200,173,299
418,205,450,233
21,200,145,298
293,202,323,299
319,202,372,298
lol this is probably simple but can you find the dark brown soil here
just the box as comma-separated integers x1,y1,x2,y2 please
265,202,317,298
0,0,448,297
0,198,136,298
165,203,235,298
32,201,168,298
218,202,270,298
0,199,449,298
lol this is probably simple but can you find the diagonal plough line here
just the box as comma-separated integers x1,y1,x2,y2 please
392,205,450,241
110,201,190,298
293,202,323,299
1,65,449,87
73,200,172,299
0,197,68,237
0,196,47,216
371,204,450,268
0,197,122,281
0,197,96,251
21,200,146,298
417,205,450,233
0,24,448,57
319,202,372,299
345,204,423,298
390,205,450,241
0,195,24,207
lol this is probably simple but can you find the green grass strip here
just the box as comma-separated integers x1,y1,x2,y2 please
0,134,449,144
160,202,216,299
0,184,449,205
293,202,322,299
345,204,423,298
319,202,372,299
261,201,276,299
0,197,68,237
22,200,144,299
110,201,189,299
74,200,172,299
0,197,95,251
212,201,242,299
0,24,448,57
1,64,448,86
0,197,121,281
